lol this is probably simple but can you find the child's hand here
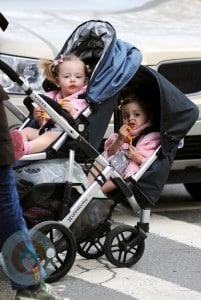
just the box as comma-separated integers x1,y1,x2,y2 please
127,145,143,165
33,106,45,127
127,126,132,145
118,124,131,142
60,98,77,117
60,98,71,111
33,105,50,127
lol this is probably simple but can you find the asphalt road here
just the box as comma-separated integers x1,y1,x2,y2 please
1,183,201,300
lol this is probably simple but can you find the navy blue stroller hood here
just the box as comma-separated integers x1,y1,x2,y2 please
53,20,142,103
44,20,142,149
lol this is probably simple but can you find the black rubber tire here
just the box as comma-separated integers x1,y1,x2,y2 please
77,221,112,259
184,183,201,201
104,224,145,267
77,231,108,259
30,221,77,283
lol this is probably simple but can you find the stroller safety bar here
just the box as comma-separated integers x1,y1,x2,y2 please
132,145,161,182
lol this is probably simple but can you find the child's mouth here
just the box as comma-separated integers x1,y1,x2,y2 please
129,123,135,129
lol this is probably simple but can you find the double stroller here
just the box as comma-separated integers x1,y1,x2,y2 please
1,20,198,283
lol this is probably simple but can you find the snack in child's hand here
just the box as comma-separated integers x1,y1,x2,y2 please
40,109,49,120
127,126,132,145
59,98,65,106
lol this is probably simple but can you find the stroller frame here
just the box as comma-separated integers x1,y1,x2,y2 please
0,19,198,283
0,58,155,282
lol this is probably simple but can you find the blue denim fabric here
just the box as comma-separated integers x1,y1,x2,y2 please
0,165,45,290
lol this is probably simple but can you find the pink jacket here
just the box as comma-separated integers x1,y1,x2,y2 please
46,85,88,119
103,123,160,178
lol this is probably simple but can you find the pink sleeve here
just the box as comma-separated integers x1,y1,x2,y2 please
102,133,119,159
136,132,160,159
104,133,119,151
68,86,88,118
123,132,160,178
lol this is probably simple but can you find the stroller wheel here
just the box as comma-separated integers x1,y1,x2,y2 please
104,224,145,268
77,231,106,259
77,239,105,259
77,220,111,259
30,221,77,283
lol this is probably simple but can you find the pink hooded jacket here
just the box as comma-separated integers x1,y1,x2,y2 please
46,85,88,119
103,123,160,178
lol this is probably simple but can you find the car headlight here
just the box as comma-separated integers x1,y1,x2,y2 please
0,54,44,94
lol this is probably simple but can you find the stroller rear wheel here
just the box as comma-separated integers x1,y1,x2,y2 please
30,221,77,283
77,220,111,259
104,224,145,267
77,237,105,259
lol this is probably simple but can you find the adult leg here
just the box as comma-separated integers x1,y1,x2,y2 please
0,165,45,290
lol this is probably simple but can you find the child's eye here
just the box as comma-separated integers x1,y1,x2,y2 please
134,113,140,117
123,114,129,119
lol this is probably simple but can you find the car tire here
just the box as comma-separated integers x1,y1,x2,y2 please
184,183,201,201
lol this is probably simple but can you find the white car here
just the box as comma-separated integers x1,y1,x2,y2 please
1,0,201,200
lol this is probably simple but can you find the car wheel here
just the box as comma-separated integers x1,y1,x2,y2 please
184,183,201,201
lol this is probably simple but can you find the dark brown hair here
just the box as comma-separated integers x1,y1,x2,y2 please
121,92,153,122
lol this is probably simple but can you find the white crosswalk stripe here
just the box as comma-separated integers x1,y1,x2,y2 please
69,261,201,300
67,209,201,299
113,211,201,249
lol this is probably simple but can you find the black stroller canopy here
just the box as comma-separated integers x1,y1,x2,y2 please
123,66,199,208
50,20,142,103
128,65,199,155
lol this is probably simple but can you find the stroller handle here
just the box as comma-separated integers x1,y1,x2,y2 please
0,59,19,82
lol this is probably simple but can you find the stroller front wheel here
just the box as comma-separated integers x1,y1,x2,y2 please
30,221,77,283
104,224,145,268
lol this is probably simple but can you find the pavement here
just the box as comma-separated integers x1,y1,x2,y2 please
0,265,15,300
